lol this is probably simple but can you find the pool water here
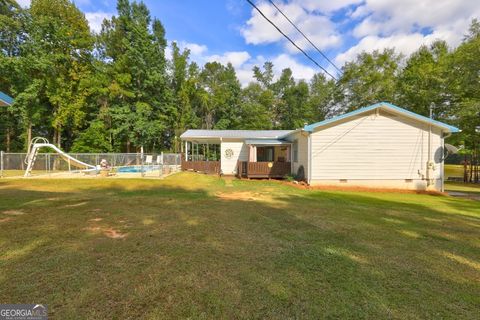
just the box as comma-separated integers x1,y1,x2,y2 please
117,165,159,173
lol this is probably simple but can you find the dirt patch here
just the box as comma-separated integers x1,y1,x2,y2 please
85,225,127,239
216,191,259,201
2,210,26,215
89,218,103,222
0,217,13,223
283,181,444,195
65,202,88,207
103,228,128,239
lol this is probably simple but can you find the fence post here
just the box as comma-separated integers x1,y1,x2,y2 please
160,151,164,177
141,153,145,178
0,151,3,178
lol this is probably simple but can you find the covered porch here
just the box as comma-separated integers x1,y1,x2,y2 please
237,139,292,178
181,139,221,174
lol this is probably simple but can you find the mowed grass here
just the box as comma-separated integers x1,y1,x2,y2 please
0,173,479,319
445,164,465,178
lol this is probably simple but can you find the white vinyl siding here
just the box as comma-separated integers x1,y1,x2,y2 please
285,132,308,180
310,110,443,182
220,141,248,175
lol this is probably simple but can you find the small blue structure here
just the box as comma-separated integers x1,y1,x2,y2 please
0,91,14,106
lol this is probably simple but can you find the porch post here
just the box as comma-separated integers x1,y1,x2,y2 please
289,145,293,174
250,145,256,162
185,140,188,161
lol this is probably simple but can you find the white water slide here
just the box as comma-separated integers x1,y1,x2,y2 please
24,137,96,177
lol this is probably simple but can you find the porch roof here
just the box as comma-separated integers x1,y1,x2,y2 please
244,139,291,145
180,129,294,140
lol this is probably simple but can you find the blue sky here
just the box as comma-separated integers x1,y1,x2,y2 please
19,0,480,84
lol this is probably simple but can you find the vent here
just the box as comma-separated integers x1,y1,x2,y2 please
405,179,413,183
339,179,348,183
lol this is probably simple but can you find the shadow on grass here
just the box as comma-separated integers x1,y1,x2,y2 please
0,176,479,319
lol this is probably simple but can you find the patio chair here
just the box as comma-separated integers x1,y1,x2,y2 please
145,155,153,165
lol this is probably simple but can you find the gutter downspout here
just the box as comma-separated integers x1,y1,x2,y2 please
426,104,434,189
307,132,312,185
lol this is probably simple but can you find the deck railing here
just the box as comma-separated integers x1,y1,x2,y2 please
181,160,220,174
237,161,291,178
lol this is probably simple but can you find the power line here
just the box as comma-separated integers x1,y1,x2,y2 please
267,0,343,74
245,0,338,81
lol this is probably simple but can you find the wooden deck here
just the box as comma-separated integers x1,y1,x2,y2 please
181,160,220,174
237,161,291,178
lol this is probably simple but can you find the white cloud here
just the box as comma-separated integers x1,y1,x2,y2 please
241,2,342,52
207,51,251,68
166,41,318,86
335,0,480,66
292,0,362,13
85,12,113,33
177,41,208,56
271,53,316,80
16,0,31,7
241,0,480,75
225,53,318,86
351,0,480,38
349,5,370,19
335,33,430,65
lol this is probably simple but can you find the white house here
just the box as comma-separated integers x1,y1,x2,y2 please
180,102,460,192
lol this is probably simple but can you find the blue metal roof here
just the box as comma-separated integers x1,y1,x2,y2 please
0,91,14,106
303,102,460,133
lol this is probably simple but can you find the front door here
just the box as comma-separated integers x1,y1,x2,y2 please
257,146,275,162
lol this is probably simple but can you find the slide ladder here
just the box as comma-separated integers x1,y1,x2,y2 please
24,137,96,177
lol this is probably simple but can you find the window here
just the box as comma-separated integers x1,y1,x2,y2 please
293,140,298,162
257,146,275,162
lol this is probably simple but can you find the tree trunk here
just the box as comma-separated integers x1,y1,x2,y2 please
126,139,131,153
6,127,11,153
475,144,479,183
26,122,32,153
57,127,62,149
469,153,473,183
53,128,58,146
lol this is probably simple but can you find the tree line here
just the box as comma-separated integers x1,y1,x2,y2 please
1,0,479,168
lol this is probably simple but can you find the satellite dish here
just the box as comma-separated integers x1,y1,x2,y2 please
439,143,460,161
444,143,459,154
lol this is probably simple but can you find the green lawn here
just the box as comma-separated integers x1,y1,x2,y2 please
1,173,479,319
445,164,464,179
